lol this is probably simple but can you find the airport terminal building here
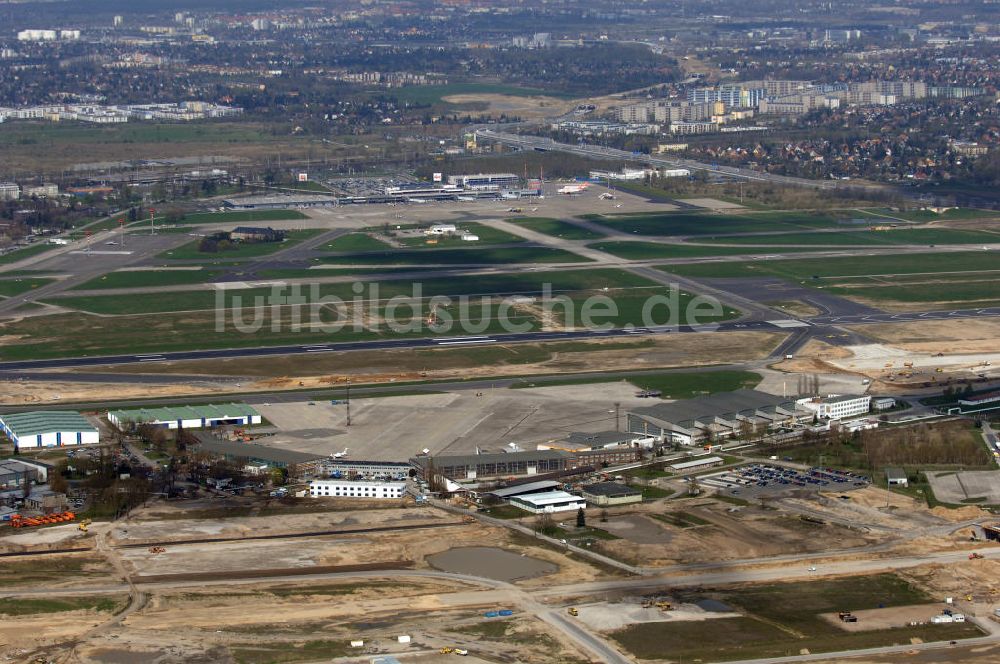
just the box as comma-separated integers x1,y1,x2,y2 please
627,389,811,446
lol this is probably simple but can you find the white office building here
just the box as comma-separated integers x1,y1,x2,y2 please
309,480,406,499
0,183,21,201
798,394,871,420
510,490,586,514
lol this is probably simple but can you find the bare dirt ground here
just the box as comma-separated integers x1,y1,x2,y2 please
819,604,951,632
441,93,575,118
849,319,1000,355
589,500,876,567
0,502,605,663
574,600,741,631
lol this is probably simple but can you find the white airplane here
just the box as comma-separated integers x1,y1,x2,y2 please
599,192,615,200
331,447,349,459
557,183,590,195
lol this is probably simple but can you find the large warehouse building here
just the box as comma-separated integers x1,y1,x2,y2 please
0,411,99,449
108,403,261,431
627,389,811,446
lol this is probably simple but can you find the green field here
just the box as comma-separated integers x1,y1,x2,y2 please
0,595,128,617
395,223,525,247
587,210,844,237
0,277,54,296
661,250,1000,281
591,241,819,260
44,269,657,315
700,228,1000,247
320,246,589,266
869,207,1000,222
513,370,761,398
166,209,309,226
160,229,323,260
72,269,223,291
323,233,392,252
611,574,981,662
509,217,607,240
0,243,57,265
15,269,743,359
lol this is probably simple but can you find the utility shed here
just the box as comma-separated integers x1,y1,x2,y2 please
885,467,908,487
0,411,99,448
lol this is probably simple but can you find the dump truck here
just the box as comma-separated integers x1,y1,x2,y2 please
567,607,578,617
969,552,985,560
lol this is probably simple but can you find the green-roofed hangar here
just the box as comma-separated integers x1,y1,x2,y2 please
107,403,262,431
0,411,100,449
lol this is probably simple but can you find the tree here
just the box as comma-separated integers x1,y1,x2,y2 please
48,470,69,495
576,507,586,528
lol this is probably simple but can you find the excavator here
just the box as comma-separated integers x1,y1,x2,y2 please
78,518,93,532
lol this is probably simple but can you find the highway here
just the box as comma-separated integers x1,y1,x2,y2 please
477,129,845,190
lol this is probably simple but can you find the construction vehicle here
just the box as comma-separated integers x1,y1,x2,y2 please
148,546,166,555
439,648,453,654
454,649,469,656
656,601,673,611
462,515,476,524
10,511,76,528
969,552,985,560
567,607,578,617
904,361,914,368
78,518,93,532
936,368,944,373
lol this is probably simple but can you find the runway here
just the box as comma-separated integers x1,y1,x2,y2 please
2,304,1000,372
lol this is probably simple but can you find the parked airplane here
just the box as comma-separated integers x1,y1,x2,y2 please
557,183,590,194
331,447,349,459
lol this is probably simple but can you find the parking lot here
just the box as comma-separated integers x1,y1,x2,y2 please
701,463,870,500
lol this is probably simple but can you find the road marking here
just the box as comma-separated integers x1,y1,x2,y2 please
432,336,490,341
435,339,496,346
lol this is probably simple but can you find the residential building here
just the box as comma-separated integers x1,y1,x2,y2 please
669,121,718,135
510,490,586,514
581,482,642,506
309,480,406,499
